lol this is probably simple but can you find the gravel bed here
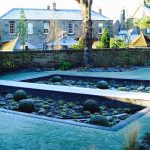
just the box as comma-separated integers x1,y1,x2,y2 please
0,91,142,127
35,78,150,93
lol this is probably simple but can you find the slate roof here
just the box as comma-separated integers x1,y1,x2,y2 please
47,36,78,47
117,29,138,35
0,8,111,21
116,29,138,43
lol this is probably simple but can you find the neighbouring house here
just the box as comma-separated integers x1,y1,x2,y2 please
114,0,150,43
0,2,113,50
129,33,150,47
129,0,150,36
1,36,38,51
114,9,139,44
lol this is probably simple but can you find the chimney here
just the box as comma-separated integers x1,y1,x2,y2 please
47,3,50,10
99,9,102,15
120,7,126,22
52,1,56,10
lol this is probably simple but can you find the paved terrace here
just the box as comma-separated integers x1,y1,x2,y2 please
0,67,150,81
0,68,150,149
0,107,150,149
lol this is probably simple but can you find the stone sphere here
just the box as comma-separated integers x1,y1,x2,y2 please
89,115,109,126
50,76,62,82
14,90,27,101
83,99,99,112
96,80,109,89
19,99,34,113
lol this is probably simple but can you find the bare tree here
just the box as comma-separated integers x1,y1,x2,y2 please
48,20,62,43
46,12,62,50
75,0,93,66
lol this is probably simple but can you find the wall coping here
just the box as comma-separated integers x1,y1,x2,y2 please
0,48,150,54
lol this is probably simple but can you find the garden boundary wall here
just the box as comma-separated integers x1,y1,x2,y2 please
0,48,150,69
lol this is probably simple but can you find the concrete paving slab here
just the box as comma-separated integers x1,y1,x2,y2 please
0,106,150,149
0,80,150,102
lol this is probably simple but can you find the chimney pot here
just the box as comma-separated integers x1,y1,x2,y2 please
99,9,102,15
52,2,56,10
47,4,50,10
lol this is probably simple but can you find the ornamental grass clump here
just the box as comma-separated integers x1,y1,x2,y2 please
124,123,140,150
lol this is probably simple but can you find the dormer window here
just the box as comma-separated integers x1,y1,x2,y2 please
9,21,16,34
68,21,74,35
43,22,49,34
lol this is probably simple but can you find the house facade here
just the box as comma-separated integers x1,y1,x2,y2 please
0,3,113,50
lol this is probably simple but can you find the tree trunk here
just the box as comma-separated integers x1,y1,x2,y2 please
80,1,93,67
83,18,93,66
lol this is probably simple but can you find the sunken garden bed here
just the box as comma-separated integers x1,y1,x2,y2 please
0,88,144,128
23,75,150,93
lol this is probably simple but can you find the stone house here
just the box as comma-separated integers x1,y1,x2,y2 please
0,3,113,50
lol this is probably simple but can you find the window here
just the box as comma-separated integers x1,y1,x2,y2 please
98,23,103,34
28,23,33,34
147,28,150,34
68,22,74,34
98,28,103,34
9,21,16,34
43,22,49,34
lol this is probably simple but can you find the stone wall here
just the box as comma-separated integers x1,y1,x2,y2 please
0,48,150,69
93,49,150,67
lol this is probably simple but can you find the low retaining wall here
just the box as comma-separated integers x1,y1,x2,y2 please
0,48,150,68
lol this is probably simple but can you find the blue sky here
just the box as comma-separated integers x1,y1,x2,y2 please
0,0,142,20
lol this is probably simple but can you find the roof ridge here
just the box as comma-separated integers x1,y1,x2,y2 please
8,8,81,11
0,8,112,21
